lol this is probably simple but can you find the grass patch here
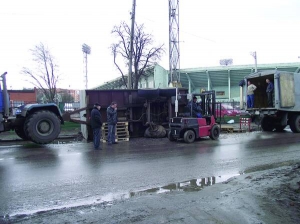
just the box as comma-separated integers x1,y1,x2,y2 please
6,122,80,133
61,122,81,131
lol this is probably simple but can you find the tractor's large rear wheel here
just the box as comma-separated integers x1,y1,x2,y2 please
209,125,220,140
25,110,61,144
15,127,29,140
183,130,195,143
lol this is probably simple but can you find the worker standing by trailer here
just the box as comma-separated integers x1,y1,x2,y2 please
266,78,274,107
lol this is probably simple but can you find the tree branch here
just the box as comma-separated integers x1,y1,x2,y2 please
22,42,59,103
111,21,165,89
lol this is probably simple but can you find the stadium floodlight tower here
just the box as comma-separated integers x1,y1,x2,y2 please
250,51,258,72
82,43,91,89
169,0,180,87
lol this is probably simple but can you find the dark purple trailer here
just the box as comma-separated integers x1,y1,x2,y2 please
83,88,188,140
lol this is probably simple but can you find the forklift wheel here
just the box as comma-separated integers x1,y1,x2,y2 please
183,130,196,143
168,131,176,142
209,125,220,140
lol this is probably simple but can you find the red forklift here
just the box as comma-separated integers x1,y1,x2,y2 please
168,90,220,143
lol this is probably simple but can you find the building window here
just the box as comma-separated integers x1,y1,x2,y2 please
148,81,154,88
216,91,225,96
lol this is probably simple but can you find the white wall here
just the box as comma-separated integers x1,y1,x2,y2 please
79,90,88,139
154,64,169,88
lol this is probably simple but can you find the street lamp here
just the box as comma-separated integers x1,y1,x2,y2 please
250,51,258,72
82,43,91,89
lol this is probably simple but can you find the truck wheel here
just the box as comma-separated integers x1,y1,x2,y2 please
25,110,61,144
289,114,300,133
253,116,261,125
183,130,195,143
274,125,286,132
15,127,29,140
168,131,176,142
260,117,274,132
209,125,220,140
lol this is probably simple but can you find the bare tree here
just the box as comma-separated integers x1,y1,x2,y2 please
219,58,233,66
111,21,165,89
22,43,60,103
60,91,74,103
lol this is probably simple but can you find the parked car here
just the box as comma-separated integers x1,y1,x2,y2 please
216,104,241,116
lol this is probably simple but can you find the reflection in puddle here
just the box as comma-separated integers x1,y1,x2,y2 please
97,174,240,204
130,174,239,197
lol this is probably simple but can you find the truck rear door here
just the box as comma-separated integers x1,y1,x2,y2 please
279,72,295,108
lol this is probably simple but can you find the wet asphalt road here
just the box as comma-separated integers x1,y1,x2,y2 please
0,130,300,218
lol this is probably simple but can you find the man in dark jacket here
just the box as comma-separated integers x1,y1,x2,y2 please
187,96,202,118
266,79,274,107
90,103,102,150
106,101,118,145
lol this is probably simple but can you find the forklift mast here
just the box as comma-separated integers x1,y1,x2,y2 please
194,90,216,117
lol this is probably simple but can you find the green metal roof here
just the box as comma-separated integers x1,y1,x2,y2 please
179,63,300,90
93,66,155,90
94,63,300,90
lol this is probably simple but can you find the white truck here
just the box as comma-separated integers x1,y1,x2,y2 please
242,70,300,132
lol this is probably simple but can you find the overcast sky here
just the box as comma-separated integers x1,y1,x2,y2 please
1,0,300,90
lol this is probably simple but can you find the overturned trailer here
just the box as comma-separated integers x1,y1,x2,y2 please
64,88,189,140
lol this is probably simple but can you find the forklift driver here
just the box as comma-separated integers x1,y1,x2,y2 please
187,96,202,118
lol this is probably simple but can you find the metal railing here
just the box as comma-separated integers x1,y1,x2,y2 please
10,101,37,109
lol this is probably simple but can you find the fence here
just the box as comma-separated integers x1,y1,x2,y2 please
10,101,37,109
9,101,81,114
214,100,245,124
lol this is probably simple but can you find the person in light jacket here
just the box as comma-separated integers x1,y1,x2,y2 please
247,81,257,108
106,101,118,145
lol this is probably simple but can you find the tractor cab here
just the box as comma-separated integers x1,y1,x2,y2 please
168,90,220,143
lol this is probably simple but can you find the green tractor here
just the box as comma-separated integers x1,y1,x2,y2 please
0,72,64,144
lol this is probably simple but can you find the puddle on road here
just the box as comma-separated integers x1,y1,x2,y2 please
130,174,240,197
6,173,240,220
98,173,241,204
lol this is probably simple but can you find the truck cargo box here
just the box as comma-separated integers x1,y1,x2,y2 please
241,70,300,133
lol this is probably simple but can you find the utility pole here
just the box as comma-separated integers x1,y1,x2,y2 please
128,0,136,89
